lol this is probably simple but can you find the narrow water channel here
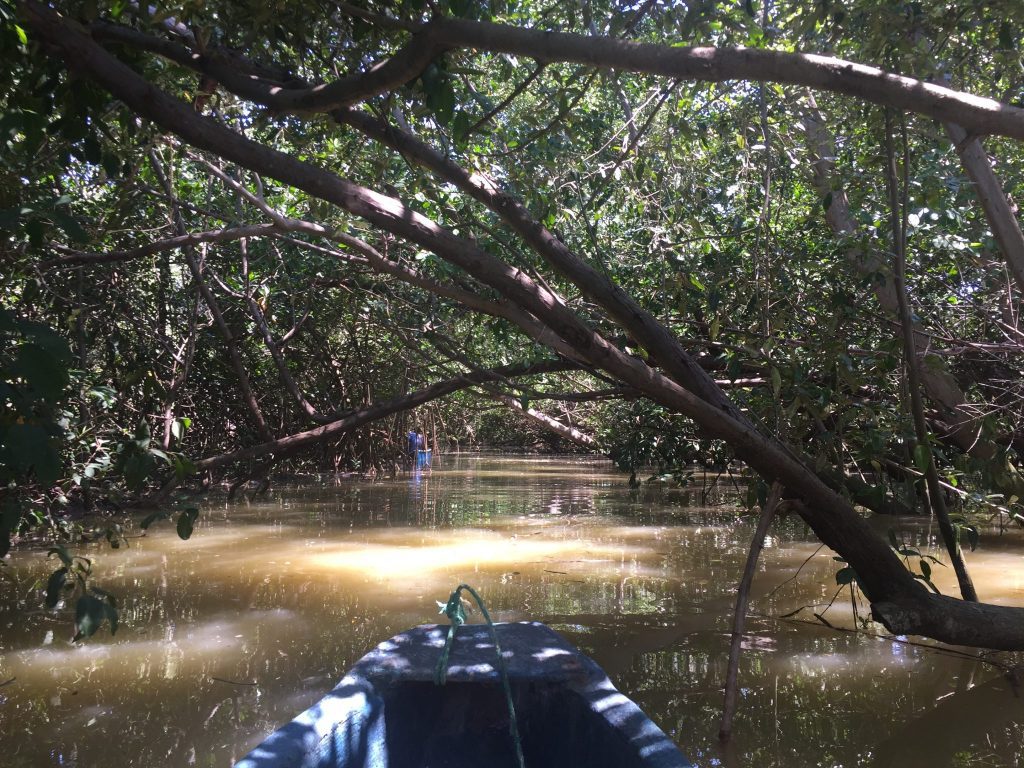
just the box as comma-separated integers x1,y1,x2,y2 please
0,455,1021,767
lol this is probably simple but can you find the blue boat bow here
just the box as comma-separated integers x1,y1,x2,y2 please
237,621,691,768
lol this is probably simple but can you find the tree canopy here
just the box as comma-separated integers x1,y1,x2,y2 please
3,0,1024,648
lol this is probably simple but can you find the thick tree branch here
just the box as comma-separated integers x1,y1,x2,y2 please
945,122,1024,295
488,391,598,449
88,12,1024,140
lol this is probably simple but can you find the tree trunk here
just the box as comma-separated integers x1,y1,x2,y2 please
88,11,1024,139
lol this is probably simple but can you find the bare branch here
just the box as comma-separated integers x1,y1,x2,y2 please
43,224,278,268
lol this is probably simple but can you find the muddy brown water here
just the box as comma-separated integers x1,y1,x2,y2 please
0,455,1022,767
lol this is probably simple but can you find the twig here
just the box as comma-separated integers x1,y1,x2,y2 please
764,544,825,599
210,676,258,686
466,63,546,136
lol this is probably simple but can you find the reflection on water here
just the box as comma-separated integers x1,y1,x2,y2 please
0,455,1022,767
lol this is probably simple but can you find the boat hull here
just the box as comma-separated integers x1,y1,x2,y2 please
237,621,690,768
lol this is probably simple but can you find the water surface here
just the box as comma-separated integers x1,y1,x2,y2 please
0,455,1021,766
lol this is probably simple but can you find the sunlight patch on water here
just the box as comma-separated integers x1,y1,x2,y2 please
5,609,304,684
305,535,624,578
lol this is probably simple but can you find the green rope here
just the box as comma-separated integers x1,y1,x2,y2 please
435,584,526,768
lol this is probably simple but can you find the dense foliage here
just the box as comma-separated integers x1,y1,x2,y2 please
2,0,1024,648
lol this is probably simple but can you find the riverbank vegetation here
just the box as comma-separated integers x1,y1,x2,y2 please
3,0,1024,651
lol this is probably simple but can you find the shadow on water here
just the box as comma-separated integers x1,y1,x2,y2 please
871,664,1023,767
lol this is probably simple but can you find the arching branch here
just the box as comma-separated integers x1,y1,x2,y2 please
83,10,1024,139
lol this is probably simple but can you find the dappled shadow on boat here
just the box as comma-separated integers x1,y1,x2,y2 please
238,622,690,768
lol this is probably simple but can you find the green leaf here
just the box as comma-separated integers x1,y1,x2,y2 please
913,443,931,473
176,507,199,540
89,587,119,635
11,342,71,401
103,525,124,549
1,422,62,484
172,454,196,480
101,151,121,178
89,585,117,608
73,594,108,641
133,419,151,449
0,207,20,231
770,366,782,399
14,24,27,45
25,218,45,246
122,451,154,491
51,210,89,244
45,566,68,608
960,524,980,552
140,510,170,530
835,566,856,585
422,64,456,125
919,559,931,580
47,545,73,567
999,21,1015,50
